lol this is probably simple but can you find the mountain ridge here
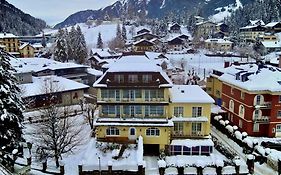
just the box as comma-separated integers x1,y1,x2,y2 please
0,0,47,35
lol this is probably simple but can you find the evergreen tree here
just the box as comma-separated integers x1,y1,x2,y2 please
54,28,68,62
0,50,24,170
116,22,122,39
97,32,103,49
121,23,127,40
67,26,77,61
75,26,87,64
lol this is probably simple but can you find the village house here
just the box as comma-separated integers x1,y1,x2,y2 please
209,61,281,137
195,21,217,39
93,53,214,155
133,32,159,42
239,20,267,42
0,33,21,57
205,38,233,52
19,43,35,58
265,21,281,33
167,37,185,51
136,28,151,35
133,39,155,52
169,23,181,33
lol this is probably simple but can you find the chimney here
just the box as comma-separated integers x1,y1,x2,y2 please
224,61,230,68
279,54,281,68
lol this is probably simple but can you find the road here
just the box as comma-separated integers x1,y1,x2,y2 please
211,127,277,175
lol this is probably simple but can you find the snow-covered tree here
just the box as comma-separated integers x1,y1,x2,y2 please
121,23,127,40
54,28,68,62
75,26,88,64
97,32,103,49
0,50,24,170
32,80,84,168
116,22,122,39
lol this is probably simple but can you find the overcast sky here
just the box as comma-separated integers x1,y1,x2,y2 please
7,0,117,26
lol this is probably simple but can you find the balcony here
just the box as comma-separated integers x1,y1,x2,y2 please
255,102,272,109
171,131,206,138
253,116,270,123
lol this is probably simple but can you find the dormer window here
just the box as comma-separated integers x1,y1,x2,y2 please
142,74,152,83
114,74,124,83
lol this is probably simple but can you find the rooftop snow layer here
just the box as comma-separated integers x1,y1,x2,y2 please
170,85,214,103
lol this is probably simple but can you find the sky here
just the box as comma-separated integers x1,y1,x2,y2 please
6,0,118,26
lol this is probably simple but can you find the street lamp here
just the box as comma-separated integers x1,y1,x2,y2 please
96,153,101,175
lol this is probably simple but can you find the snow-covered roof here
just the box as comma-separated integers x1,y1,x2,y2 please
265,22,280,28
87,68,103,76
170,85,215,103
133,39,154,46
19,75,89,97
205,38,233,44
0,33,17,38
19,43,33,50
219,64,281,92
171,116,209,122
171,139,214,147
249,19,265,26
91,48,113,58
32,43,43,48
261,40,281,48
145,52,167,60
10,57,89,73
93,54,173,87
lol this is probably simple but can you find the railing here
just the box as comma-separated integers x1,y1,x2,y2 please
98,98,168,103
255,102,272,109
171,131,206,138
253,116,270,123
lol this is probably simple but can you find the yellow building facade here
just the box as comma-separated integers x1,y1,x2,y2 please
93,54,214,154
206,70,224,105
0,33,20,56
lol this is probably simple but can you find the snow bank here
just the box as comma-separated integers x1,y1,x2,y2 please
225,125,234,133
137,136,144,165
158,159,166,168
165,167,178,175
234,131,242,141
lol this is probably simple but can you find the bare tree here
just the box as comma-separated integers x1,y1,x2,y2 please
31,80,84,167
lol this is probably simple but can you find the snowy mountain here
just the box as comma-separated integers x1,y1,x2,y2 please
0,0,46,35
54,0,255,28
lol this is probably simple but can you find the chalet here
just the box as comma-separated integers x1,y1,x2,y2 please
178,34,190,41
133,32,159,41
169,23,181,33
248,19,265,26
32,43,44,55
91,48,120,59
194,16,204,24
214,23,229,38
167,37,184,51
93,53,214,154
19,43,35,58
261,40,281,55
136,28,151,35
240,25,266,42
205,38,233,52
133,39,155,52
265,22,281,33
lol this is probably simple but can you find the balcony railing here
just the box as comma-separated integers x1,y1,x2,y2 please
255,102,272,109
253,116,270,123
98,98,168,103
171,131,206,138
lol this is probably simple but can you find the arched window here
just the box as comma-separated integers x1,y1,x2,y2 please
253,109,262,119
254,95,264,105
129,128,136,136
229,100,234,112
239,105,245,118
106,127,120,136
146,127,160,136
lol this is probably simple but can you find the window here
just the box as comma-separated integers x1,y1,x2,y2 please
183,146,191,155
144,89,164,101
241,92,245,100
142,75,152,83
276,124,281,132
229,100,234,112
254,110,261,119
174,122,184,132
174,107,184,117
170,145,182,155
123,105,142,117
277,111,281,118
145,106,164,117
102,105,120,116
106,127,120,136
128,75,138,83
253,123,259,132
114,75,124,83
192,107,202,117
239,119,243,128
216,90,220,96
256,95,261,105
231,87,234,95
146,128,160,136
279,95,281,103
129,128,136,135
191,123,202,134
239,105,244,118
